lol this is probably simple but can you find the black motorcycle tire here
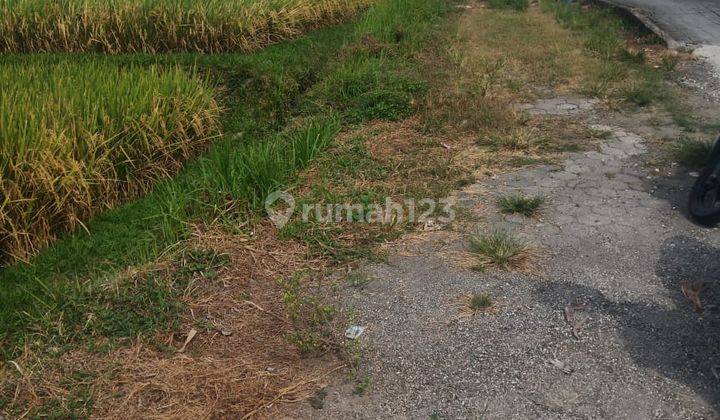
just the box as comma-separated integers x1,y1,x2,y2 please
688,161,720,227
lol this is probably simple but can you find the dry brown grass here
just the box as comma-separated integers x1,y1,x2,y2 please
0,225,343,418
417,4,615,181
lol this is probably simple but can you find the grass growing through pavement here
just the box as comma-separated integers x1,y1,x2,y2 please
668,137,715,169
0,0,373,53
499,195,545,217
469,293,494,311
470,232,533,271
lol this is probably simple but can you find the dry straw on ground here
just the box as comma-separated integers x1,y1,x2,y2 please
0,225,340,417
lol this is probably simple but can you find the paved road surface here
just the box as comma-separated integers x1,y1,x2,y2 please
603,0,720,46
295,97,720,418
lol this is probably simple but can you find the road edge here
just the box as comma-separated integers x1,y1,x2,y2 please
588,0,684,50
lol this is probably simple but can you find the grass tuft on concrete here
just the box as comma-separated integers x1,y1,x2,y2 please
470,232,532,270
498,195,544,217
469,293,494,311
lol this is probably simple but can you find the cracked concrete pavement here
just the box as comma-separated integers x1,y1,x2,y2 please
293,96,720,418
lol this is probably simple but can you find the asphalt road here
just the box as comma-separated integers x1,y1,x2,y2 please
603,0,720,46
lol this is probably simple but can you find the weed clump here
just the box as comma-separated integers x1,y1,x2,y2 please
487,0,529,11
668,137,714,169
470,232,533,270
498,195,545,217
469,293,494,311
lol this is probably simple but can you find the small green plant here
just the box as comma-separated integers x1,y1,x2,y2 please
353,376,373,395
668,137,714,169
469,293,494,311
344,337,365,373
178,249,230,278
660,55,680,72
469,232,532,270
287,330,324,354
498,195,544,217
618,48,645,64
469,58,506,99
347,272,372,288
487,0,529,11
309,387,328,409
620,81,656,106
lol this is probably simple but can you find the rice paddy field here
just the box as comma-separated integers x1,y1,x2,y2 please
0,0,373,53
0,0,375,264
0,60,221,262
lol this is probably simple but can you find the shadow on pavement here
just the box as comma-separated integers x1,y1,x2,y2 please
534,235,720,409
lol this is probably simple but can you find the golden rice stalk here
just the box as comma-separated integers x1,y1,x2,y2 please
0,0,376,53
0,60,221,263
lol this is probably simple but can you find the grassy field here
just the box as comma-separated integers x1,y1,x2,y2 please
0,60,221,263
0,0,373,53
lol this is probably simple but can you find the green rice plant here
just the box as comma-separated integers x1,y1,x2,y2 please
0,0,374,53
0,59,221,263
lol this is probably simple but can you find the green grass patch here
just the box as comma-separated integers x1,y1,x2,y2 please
470,232,532,270
668,137,714,169
498,195,544,217
469,293,494,311
487,0,529,11
539,0,675,109
310,56,425,122
353,376,373,395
